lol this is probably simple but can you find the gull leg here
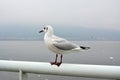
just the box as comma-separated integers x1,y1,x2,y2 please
50,54,58,65
56,54,63,67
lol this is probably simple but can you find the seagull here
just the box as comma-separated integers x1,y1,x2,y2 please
39,25,90,67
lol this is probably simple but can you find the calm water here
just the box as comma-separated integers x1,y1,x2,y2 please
0,41,120,80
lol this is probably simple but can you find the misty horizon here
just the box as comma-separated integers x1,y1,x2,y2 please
0,25,120,41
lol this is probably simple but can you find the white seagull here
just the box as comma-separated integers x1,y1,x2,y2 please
39,25,90,66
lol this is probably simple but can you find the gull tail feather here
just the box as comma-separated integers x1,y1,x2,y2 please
80,46,90,50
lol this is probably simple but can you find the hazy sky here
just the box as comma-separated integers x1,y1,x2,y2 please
0,0,120,30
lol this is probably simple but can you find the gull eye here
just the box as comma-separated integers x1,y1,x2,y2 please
44,27,45,30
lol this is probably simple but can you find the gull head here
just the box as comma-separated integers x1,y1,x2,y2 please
39,25,54,35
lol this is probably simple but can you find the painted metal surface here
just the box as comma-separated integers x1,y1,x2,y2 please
19,70,28,80
0,60,120,79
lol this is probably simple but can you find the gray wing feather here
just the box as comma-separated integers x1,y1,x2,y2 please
52,35,78,50
53,42,78,50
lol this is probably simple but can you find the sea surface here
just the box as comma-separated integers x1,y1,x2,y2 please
0,41,120,80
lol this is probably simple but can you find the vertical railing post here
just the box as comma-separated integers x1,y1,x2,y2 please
19,70,28,80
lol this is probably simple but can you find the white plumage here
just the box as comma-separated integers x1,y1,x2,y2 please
39,25,90,66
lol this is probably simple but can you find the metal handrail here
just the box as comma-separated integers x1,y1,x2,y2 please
0,60,120,80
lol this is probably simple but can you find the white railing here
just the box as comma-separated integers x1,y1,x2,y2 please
0,60,120,80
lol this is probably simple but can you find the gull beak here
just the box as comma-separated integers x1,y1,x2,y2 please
39,29,44,33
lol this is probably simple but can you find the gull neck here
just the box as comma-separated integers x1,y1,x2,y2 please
45,29,54,37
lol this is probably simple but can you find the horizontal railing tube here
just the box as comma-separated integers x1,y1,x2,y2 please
0,60,120,79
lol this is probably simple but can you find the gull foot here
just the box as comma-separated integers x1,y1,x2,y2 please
56,62,62,67
50,62,56,65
